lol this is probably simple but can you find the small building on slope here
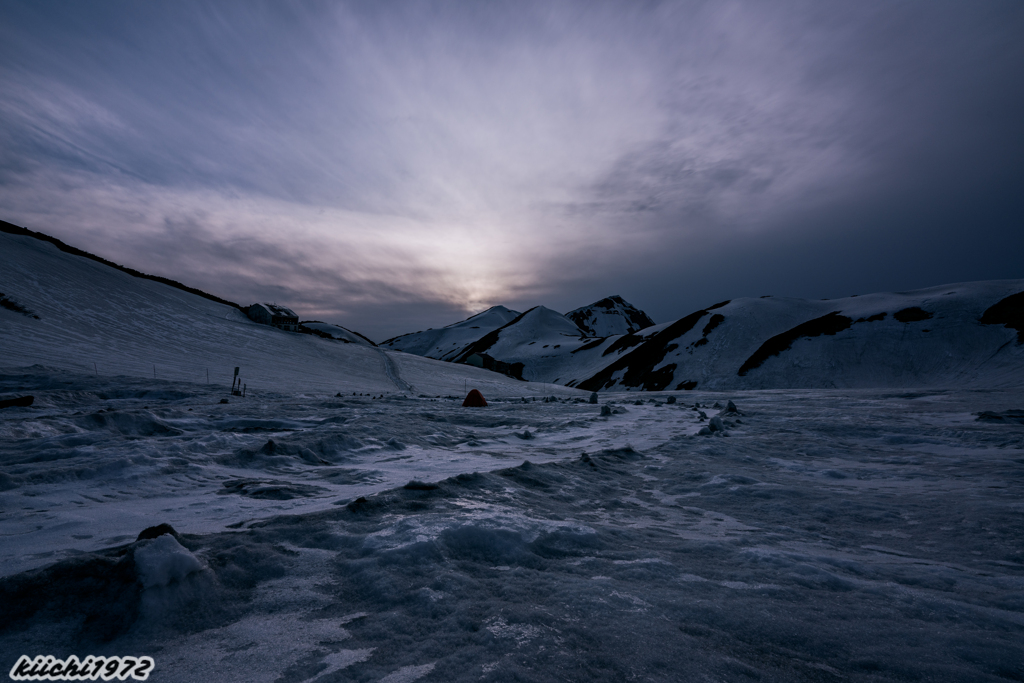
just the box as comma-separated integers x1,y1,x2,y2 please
247,303,299,332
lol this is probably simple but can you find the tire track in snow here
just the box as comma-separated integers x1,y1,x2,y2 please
376,347,414,393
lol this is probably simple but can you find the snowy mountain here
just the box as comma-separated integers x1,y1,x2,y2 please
0,225,582,399
566,284,1024,391
438,283,1024,391
381,305,521,360
565,295,655,336
451,306,590,382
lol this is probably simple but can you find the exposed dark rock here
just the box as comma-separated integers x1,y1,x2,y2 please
979,291,1024,343
738,312,853,376
976,410,1024,424
666,396,676,404
676,380,697,390
589,392,599,404
0,395,33,409
854,312,887,323
600,405,612,416
579,308,708,391
566,295,656,336
893,307,934,323
601,332,645,357
0,293,39,319
702,314,725,337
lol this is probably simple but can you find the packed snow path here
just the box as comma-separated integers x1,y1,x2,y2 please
1,369,1022,681
376,347,414,394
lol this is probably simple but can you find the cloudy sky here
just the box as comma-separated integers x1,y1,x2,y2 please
1,1,1022,340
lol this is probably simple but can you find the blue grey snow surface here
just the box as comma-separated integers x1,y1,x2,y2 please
1,370,1023,682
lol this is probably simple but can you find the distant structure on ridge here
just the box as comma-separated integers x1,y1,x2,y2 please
247,303,299,332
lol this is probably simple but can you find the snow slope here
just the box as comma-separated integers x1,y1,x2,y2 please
569,284,1024,391
451,306,591,382
0,230,581,400
381,306,521,360
565,295,655,337
440,284,1024,391
300,321,377,346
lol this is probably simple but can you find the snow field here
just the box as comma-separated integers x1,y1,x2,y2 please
0,367,692,576
2,371,1022,681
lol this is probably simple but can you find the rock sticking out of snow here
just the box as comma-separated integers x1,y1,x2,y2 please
600,405,612,417
589,392,598,404
976,409,1024,424
136,523,178,542
0,395,33,409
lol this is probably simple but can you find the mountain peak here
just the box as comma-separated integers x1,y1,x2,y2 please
566,296,655,337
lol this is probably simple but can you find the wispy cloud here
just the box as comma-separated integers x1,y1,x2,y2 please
1,1,1022,339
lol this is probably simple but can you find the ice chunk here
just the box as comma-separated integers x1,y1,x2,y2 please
134,534,203,588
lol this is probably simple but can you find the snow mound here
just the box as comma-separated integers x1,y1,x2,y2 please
134,534,203,588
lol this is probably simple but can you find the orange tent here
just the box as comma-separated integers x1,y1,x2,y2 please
462,389,487,407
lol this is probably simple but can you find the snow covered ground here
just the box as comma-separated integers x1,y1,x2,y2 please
2,367,1023,682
